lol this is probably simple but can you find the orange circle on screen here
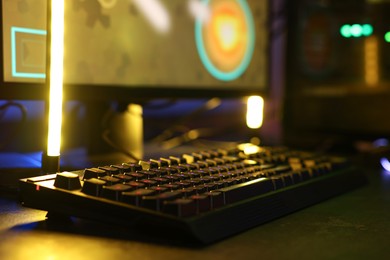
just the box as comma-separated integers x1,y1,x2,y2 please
203,0,249,73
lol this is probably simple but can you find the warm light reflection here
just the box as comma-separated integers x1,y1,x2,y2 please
132,0,170,34
364,36,379,86
188,0,211,23
246,95,264,129
237,143,263,154
97,0,117,9
47,0,64,156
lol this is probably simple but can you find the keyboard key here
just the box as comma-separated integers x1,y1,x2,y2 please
142,191,183,211
204,191,224,209
163,198,196,217
82,178,106,196
99,175,121,185
126,181,146,189
122,162,142,172
216,177,274,204
99,166,120,175
83,167,106,180
54,172,81,190
149,186,169,194
114,174,133,182
101,184,132,201
111,164,130,173
122,189,156,206
191,194,211,213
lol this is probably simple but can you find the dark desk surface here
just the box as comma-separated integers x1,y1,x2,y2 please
1,163,390,259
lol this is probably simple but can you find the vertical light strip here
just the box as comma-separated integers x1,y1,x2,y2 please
364,36,379,87
246,96,264,129
47,0,64,156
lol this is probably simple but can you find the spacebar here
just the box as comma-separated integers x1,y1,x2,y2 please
216,178,274,204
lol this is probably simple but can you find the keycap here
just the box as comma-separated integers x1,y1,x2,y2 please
216,177,274,204
141,191,183,211
122,189,156,206
83,167,107,180
101,184,132,201
163,198,196,217
82,178,106,196
54,172,81,190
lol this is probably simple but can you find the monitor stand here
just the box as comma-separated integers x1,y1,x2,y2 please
85,101,143,161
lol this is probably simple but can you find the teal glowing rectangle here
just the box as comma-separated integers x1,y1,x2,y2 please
11,26,47,79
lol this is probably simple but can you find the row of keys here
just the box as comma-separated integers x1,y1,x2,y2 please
54,156,335,217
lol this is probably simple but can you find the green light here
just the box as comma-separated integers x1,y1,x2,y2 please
385,32,390,43
362,24,373,36
350,24,363,37
340,23,374,38
340,24,351,37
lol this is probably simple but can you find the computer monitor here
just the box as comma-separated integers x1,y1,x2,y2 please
284,0,390,151
1,0,270,101
1,0,272,162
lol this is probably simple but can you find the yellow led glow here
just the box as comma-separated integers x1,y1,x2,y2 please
246,96,264,129
215,14,240,52
47,0,64,156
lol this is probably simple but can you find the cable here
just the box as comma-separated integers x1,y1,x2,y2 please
159,127,217,150
150,98,222,144
101,129,140,162
143,99,178,110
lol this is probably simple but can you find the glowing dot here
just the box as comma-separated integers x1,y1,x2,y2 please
380,157,390,172
362,24,373,36
341,24,373,38
246,95,264,129
373,138,389,147
340,24,351,38
385,32,390,43
350,24,363,37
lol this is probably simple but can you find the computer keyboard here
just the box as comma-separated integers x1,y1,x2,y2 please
19,143,366,244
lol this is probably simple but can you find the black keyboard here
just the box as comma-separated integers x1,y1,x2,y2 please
19,144,366,244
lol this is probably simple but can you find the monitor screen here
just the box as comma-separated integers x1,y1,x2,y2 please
284,0,390,149
1,0,270,101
